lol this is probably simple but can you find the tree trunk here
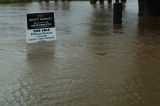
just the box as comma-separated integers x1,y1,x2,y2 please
138,0,160,16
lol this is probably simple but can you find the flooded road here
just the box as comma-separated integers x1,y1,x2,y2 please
0,0,160,106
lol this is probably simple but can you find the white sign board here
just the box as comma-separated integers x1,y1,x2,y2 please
26,12,56,43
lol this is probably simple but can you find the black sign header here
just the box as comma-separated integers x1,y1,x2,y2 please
27,12,55,30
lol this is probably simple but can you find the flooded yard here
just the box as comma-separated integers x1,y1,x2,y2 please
0,0,160,106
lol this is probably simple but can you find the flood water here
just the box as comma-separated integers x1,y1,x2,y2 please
0,0,160,106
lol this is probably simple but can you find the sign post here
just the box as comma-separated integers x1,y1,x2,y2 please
26,12,56,43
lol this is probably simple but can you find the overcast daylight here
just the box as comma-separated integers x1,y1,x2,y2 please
0,0,160,106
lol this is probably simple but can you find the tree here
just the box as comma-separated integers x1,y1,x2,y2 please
138,0,160,16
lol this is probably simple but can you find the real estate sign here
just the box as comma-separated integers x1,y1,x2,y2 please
26,12,56,43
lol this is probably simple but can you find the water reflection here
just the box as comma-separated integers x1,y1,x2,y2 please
90,4,112,36
39,1,50,10
26,41,55,59
25,42,57,105
137,17,160,64
113,24,123,33
108,2,112,9
61,0,70,10
38,0,70,10
138,17,160,33
121,17,160,105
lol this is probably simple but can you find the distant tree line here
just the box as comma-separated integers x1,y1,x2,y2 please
0,0,31,3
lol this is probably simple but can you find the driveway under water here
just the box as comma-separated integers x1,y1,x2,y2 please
0,0,160,106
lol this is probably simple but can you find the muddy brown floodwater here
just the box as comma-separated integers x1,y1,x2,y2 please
0,0,160,106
